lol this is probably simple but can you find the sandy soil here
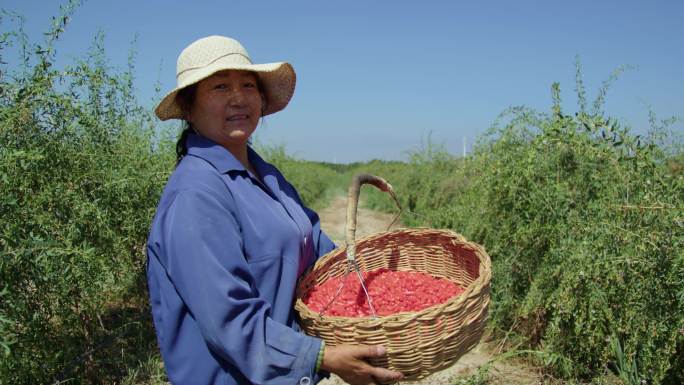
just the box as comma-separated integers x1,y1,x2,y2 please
316,195,543,385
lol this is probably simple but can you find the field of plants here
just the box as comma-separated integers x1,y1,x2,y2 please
1,4,682,385
360,80,683,384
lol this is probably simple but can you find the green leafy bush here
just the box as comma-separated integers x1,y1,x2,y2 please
0,5,173,383
363,69,683,384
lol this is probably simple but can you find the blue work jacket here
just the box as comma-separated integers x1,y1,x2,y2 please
146,133,336,384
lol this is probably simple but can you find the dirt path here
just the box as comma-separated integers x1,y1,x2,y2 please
317,195,542,385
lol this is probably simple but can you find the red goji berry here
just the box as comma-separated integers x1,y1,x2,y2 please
303,269,465,317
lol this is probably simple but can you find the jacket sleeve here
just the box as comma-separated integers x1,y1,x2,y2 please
159,187,321,384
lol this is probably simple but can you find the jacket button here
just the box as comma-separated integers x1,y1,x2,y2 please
299,376,311,385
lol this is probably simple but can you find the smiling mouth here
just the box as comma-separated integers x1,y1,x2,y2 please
227,114,249,121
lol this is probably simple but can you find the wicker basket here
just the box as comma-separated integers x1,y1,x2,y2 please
295,174,491,381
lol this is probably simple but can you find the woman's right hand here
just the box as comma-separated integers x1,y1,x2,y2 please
320,344,404,385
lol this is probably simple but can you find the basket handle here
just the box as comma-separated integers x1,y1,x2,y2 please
345,174,401,263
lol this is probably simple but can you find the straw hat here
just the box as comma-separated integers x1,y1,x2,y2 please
155,35,296,120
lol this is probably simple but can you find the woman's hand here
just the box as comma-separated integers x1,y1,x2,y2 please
320,344,404,385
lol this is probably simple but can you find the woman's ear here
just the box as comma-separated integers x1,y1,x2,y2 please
183,101,193,123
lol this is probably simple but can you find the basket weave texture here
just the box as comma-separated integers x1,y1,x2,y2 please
295,227,491,381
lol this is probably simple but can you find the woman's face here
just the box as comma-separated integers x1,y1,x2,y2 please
187,70,263,151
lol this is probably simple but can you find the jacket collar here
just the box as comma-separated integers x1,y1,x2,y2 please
186,133,269,175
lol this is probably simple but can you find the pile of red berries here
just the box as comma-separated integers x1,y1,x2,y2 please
303,268,465,317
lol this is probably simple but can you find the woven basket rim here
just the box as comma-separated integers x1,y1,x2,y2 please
296,227,491,323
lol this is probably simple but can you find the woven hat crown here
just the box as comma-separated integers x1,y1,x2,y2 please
176,36,252,86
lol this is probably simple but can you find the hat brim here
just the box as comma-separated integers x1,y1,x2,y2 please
154,59,295,121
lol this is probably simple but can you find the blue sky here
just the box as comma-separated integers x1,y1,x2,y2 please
3,0,683,163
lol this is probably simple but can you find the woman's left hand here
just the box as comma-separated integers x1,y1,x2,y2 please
320,344,404,385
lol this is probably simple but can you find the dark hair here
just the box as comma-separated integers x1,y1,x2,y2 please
175,84,198,165
174,73,267,165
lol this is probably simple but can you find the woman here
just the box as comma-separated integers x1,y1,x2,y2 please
146,35,404,385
